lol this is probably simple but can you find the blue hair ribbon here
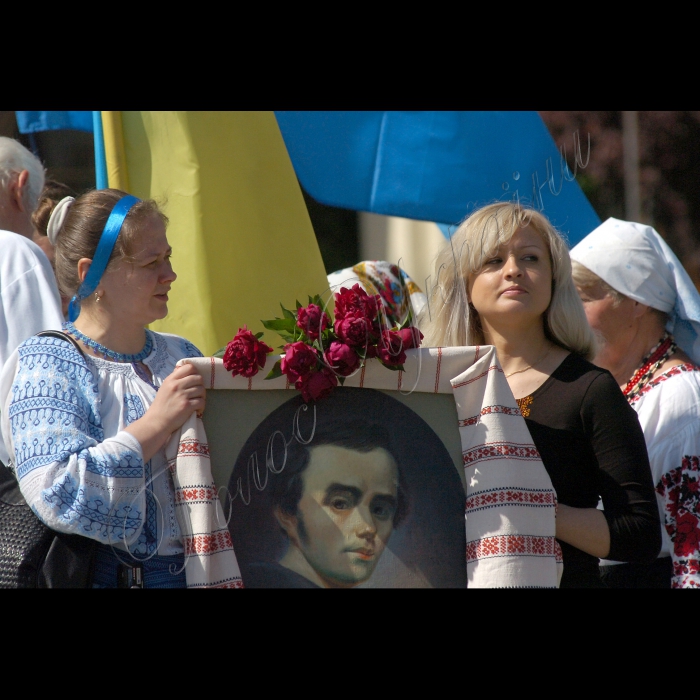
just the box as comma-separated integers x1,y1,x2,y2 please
68,194,140,322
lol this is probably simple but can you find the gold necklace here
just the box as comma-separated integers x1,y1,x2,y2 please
504,347,552,378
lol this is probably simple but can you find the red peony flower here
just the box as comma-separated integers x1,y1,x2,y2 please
296,303,330,340
377,330,407,367
396,326,424,350
223,326,273,378
334,284,379,323
296,367,338,403
324,341,360,377
280,341,319,382
334,315,375,347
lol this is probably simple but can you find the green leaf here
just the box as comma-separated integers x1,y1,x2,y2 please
297,300,303,310
277,331,301,344
262,318,296,333
265,360,283,380
281,305,296,321
254,332,264,339
338,376,345,386
399,314,414,331
212,346,227,358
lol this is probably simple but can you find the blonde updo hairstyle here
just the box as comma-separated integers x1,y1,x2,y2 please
53,188,169,302
420,202,596,360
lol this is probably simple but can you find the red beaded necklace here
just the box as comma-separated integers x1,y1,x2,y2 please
623,333,676,402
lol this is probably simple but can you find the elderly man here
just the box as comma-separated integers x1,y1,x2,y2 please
0,137,64,465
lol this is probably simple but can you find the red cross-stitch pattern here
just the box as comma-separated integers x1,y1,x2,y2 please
459,404,522,427
177,439,210,457
463,441,541,466
218,579,245,588
191,577,245,589
629,363,700,404
466,534,557,563
183,530,234,556
466,488,555,512
174,486,218,504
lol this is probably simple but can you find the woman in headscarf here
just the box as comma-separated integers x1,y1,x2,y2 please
571,218,700,588
327,260,427,328
419,202,661,587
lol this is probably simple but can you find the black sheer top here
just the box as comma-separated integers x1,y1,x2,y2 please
520,353,661,587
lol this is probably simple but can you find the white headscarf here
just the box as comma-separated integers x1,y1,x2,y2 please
570,217,700,363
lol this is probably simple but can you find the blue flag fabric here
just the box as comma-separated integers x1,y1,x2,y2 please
15,111,94,134
275,111,601,247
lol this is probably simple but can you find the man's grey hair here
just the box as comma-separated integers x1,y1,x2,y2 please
0,137,45,214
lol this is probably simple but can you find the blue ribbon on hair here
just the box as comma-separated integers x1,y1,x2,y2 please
67,194,141,322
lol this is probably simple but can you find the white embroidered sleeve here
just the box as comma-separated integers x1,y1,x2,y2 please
653,422,700,588
8,337,147,546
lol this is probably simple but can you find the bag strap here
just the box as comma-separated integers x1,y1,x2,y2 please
35,330,85,357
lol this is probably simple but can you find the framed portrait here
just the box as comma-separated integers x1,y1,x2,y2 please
204,385,465,588
186,346,561,589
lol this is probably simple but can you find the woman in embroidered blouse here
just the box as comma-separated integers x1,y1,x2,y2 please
571,218,700,588
419,202,661,587
0,189,207,588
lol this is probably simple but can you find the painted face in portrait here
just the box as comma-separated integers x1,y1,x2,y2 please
275,444,399,588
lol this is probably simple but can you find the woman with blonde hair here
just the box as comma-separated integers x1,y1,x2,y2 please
420,202,661,587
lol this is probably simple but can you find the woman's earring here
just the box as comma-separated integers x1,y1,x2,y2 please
95,292,101,303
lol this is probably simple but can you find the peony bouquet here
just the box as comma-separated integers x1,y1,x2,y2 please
221,284,423,402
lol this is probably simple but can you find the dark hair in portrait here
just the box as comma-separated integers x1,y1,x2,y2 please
224,388,466,588
270,418,408,529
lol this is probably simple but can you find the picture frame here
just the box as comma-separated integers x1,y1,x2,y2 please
185,346,561,588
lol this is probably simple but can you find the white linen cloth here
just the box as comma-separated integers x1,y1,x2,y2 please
570,217,700,363
0,230,64,465
185,346,563,588
165,410,243,588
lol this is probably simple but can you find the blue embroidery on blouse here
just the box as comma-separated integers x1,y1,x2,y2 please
131,458,159,556
42,473,143,542
7,333,193,554
123,394,145,426
84,451,143,478
180,338,203,359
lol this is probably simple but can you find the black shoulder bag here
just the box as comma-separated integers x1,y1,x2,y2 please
0,331,97,588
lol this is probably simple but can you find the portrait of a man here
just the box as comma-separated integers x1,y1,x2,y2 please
225,388,466,588
245,419,407,588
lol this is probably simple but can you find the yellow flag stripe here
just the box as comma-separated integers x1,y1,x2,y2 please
103,111,329,356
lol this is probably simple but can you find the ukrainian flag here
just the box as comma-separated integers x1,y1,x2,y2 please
98,111,329,356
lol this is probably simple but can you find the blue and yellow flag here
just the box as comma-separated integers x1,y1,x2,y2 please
99,111,329,356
